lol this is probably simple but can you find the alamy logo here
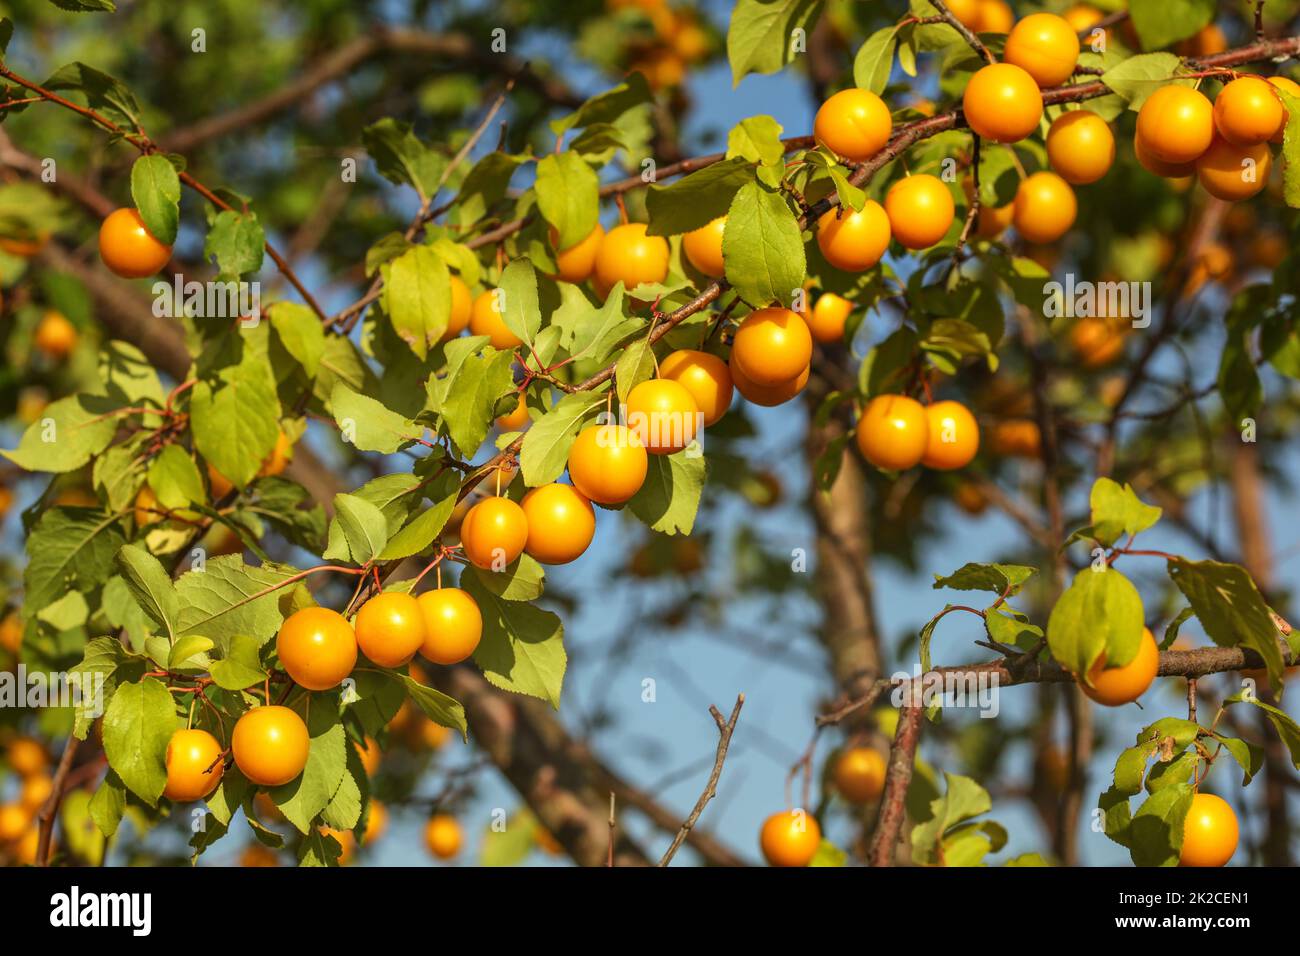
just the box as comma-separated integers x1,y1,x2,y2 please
49,886,152,936
152,275,261,326
1042,275,1151,329
0,666,104,719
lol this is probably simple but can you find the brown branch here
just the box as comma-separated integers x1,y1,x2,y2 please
930,0,995,64
658,694,745,866
867,703,923,867
36,736,80,866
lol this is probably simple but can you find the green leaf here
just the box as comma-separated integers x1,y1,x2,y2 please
1129,783,1194,867
853,26,899,94
382,243,451,359
376,489,458,561
1232,697,1300,770
130,154,180,246
325,494,389,565
168,635,213,671
1086,478,1162,546
25,507,127,609
190,334,281,487
362,118,444,201
330,382,417,455
1128,0,1215,52
1278,88,1300,209
551,72,651,135
88,771,127,839
101,677,176,806
270,698,347,835
910,772,993,864
933,562,1036,596
520,391,605,486
174,555,298,653
270,302,327,378
1209,731,1264,785
203,209,265,277
645,156,754,236
100,340,165,411
2,392,121,473
727,115,786,167
1168,559,1284,689
535,152,599,250
209,632,267,690
727,0,826,85
614,332,657,404
115,544,179,642
464,573,567,708
628,450,706,535
43,62,140,129
1047,567,1145,677
1100,53,1189,110
147,444,204,511
454,152,522,226
434,344,518,458
497,257,542,346
466,555,546,602
68,636,146,740
722,181,805,308
400,674,468,737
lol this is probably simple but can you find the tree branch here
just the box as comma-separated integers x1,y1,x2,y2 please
658,694,745,866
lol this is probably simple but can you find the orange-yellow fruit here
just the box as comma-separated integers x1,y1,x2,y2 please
1177,24,1227,58
759,809,821,867
460,496,529,570
19,775,52,812
0,803,30,842
1013,172,1076,244
884,175,955,249
1046,110,1115,184
731,307,813,387
163,728,225,802
259,430,292,478
1180,793,1238,867
567,424,648,505
802,292,852,344
813,88,892,162
496,394,531,431
962,63,1044,143
658,349,733,425
921,400,980,470
681,216,726,278
977,201,1015,238
1214,76,1285,147
1195,135,1271,202
521,483,596,564
832,747,886,803
7,738,47,777
550,223,606,285
445,275,472,341
276,607,358,690
33,311,78,360
98,208,172,279
231,706,310,787
354,591,427,667
1134,131,1199,177
991,418,1042,457
0,613,23,655
593,223,670,299
816,201,891,271
470,289,525,350
363,800,388,844
1081,627,1159,706
357,737,382,777
1004,13,1080,88
974,0,1014,34
1136,86,1215,165
943,0,981,29
0,233,48,258
1070,316,1126,368
1062,4,1104,35
424,813,463,859
856,394,929,471
625,378,700,454
240,844,280,867
417,587,483,665
729,355,809,406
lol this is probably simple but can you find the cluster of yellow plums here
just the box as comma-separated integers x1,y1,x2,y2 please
0,736,53,865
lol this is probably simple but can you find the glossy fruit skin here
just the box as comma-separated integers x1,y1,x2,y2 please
1137,86,1215,164
963,64,1044,143
163,728,224,802
803,293,852,344
991,418,1041,457
551,223,606,284
816,201,891,271
814,88,892,162
1063,3,1104,34
1196,135,1271,201
731,307,813,387
134,486,161,527
417,587,483,665
20,774,52,811
1214,76,1285,147
276,606,358,690
358,737,382,777
832,747,886,803
425,814,463,859
625,378,700,454
0,614,21,655
856,394,929,471
460,496,529,570
974,0,1014,33
33,311,77,359
884,175,955,250
1180,793,1239,867
731,356,809,406
659,349,733,425
470,289,525,350
943,0,980,29
354,591,428,667
1070,316,1126,368
1046,110,1115,184
921,400,980,470
0,803,30,842
1134,132,1198,177
231,706,310,787
7,737,47,777
363,800,388,844
260,430,292,478
98,208,172,278
977,202,1014,238
682,216,726,278
1013,172,1077,244
593,223,670,299
1268,76,1300,143
1004,13,1080,88
496,394,531,431
445,275,472,340
1082,627,1159,706
759,809,822,867
567,424,648,504
521,483,596,564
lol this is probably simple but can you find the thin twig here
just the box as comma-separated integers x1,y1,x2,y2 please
658,694,745,866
